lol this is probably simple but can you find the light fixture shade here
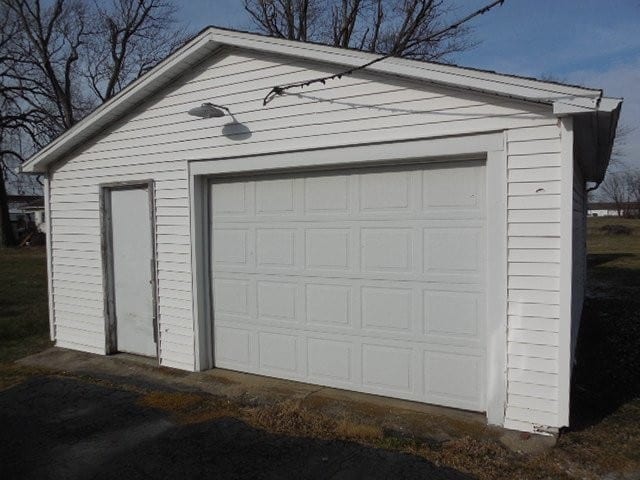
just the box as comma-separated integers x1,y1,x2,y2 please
188,102,227,118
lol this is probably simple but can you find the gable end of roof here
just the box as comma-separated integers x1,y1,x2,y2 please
21,26,621,175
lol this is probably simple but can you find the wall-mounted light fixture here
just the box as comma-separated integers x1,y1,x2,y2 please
187,102,230,118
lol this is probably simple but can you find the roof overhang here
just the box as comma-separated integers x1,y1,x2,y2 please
572,98,622,183
21,27,622,177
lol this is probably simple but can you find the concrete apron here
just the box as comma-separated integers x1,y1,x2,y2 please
18,347,555,454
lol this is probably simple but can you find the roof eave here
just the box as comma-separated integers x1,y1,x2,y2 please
571,97,622,183
21,27,612,173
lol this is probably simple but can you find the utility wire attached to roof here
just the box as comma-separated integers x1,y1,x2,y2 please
263,0,507,106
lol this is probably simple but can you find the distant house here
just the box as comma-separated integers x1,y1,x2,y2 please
20,198,46,233
22,27,621,434
588,202,640,217
7,194,44,238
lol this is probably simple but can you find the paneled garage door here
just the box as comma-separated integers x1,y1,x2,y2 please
209,160,486,411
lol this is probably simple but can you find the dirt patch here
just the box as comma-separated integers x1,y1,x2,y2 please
204,374,239,385
138,390,242,425
139,391,205,411
0,364,51,391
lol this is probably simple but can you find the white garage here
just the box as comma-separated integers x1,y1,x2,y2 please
22,27,621,433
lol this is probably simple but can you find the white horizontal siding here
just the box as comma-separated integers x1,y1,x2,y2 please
48,49,561,416
505,125,563,431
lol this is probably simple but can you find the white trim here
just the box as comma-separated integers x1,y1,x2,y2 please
21,26,619,174
44,174,55,341
485,143,508,425
189,167,213,371
189,133,503,177
189,132,507,424
558,117,574,427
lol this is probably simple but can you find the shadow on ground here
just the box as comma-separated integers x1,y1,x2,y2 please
586,253,634,269
0,376,473,480
570,256,640,430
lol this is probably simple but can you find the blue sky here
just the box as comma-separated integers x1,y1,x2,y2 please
177,0,640,167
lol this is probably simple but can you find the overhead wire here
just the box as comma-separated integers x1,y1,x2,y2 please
263,0,507,106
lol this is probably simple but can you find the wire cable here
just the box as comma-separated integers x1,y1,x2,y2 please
263,0,507,106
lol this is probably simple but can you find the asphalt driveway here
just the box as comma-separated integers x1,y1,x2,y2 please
0,376,472,480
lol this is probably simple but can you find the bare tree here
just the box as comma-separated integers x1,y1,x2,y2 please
244,0,475,61
610,123,636,169
624,169,640,218
245,0,321,41
0,0,187,247
599,169,640,218
86,0,186,102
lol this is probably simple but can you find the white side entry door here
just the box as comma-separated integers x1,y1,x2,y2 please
109,186,157,357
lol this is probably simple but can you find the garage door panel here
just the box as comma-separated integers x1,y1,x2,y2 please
361,228,414,273
210,220,484,282
424,350,484,410
362,343,413,393
422,161,485,210
212,269,483,286
212,273,484,342
308,337,353,382
306,283,352,327
425,291,482,338
304,175,350,214
215,326,251,366
424,227,483,274
256,228,295,267
256,178,295,215
211,228,249,266
213,312,485,350
256,280,298,321
360,170,411,211
212,278,251,317
210,161,486,411
213,318,485,409
361,286,412,333
305,227,352,270
210,182,249,216
258,331,301,375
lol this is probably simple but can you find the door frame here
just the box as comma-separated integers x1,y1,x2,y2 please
99,180,159,361
188,133,507,424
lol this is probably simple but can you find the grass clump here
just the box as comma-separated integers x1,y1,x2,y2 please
0,248,51,366
600,224,633,235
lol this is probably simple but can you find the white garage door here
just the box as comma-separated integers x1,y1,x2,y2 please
209,160,486,411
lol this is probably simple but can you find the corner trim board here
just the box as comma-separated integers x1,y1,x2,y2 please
558,117,574,427
44,174,55,341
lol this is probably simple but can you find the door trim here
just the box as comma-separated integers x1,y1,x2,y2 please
189,133,507,424
99,180,159,361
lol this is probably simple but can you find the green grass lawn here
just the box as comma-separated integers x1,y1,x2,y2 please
561,217,640,476
0,248,51,364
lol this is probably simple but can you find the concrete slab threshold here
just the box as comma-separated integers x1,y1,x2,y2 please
18,347,555,453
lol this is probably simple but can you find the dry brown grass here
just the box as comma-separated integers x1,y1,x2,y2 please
246,399,337,438
0,364,50,391
139,391,204,411
138,390,242,425
334,419,383,441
